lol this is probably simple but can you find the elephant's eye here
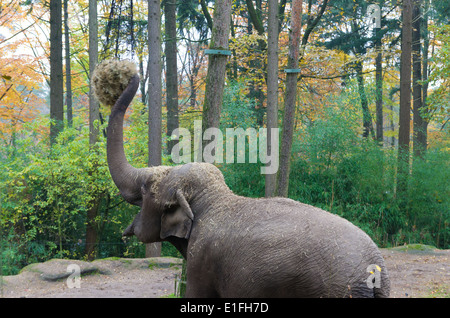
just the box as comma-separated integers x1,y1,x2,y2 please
141,183,148,195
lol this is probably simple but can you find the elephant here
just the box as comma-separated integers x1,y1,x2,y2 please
93,59,390,298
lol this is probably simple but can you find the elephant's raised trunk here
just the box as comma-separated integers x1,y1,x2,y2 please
92,60,148,206
106,74,144,205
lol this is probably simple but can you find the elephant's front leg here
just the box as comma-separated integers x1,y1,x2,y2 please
183,260,220,298
184,277,219,298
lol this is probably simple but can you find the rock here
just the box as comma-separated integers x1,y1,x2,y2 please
18,257,183,283
92,257,183,270
22,259,101,282
388,244,442,255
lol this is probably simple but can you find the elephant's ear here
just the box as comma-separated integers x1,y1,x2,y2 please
160,189,194,240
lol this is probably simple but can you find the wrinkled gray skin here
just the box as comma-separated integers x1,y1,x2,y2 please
107,74,390,298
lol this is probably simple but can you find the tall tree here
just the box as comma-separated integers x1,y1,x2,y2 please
265,0,279,197
177,0,210,110
147,0,162,257
397,0,412,197
164,0,179,157
369,3,383,143
412,0,426,158
64,0,73,128
201,0,232,132
419,0,430,154
355,58,375,138
85,0,100,261
245,0,266,125
49,0,64,146
277,0,303,198
375,26,383,143
89,0,99,146
244,0,287,126
321,0,398,139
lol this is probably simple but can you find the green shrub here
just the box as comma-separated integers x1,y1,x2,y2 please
407,147,449,248
0,117,134,274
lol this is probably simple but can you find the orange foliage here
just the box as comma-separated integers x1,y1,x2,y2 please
0,1,46,144
229,9,348,127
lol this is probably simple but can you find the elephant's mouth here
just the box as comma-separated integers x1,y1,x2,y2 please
122,213,140,237
122,222,135,237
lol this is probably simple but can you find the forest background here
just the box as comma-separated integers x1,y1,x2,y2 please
0,0,448,275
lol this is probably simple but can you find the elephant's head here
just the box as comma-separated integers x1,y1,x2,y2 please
92,60,229,247
120,165,197,243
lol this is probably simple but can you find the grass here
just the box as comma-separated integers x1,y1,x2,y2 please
160,293,179,298
424,285,450,298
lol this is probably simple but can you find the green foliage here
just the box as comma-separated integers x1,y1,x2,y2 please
219,80,264,197
290,96,449,248
407,148,450,247
2,118,117,274
0,109,173,275
220,80,258,129
427,24,450,124
225,90,449,249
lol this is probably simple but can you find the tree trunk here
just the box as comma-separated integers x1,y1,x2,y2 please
139,59,146,105
164,0,179,157
200,0,213,31
246,0,264,34
201,0,232,131
375,25,383,143
277,0,303,198
147,0,162,257
277,0,303,197
89,0,99,145
246,0,267,127
388,86,399,147
85,196,100,260
50,0,64,146
64,0,73,128
265,0,279,197
229,19,238,80
86,0,100,261
412,0,426,159
397,0,412,197
421,0,429,151
355,60,375,138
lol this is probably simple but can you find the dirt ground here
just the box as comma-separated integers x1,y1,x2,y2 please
1,245,449,298
0,257,184,298
381,245,449,298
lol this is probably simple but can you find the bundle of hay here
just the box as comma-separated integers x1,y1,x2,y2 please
91,59,138,107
